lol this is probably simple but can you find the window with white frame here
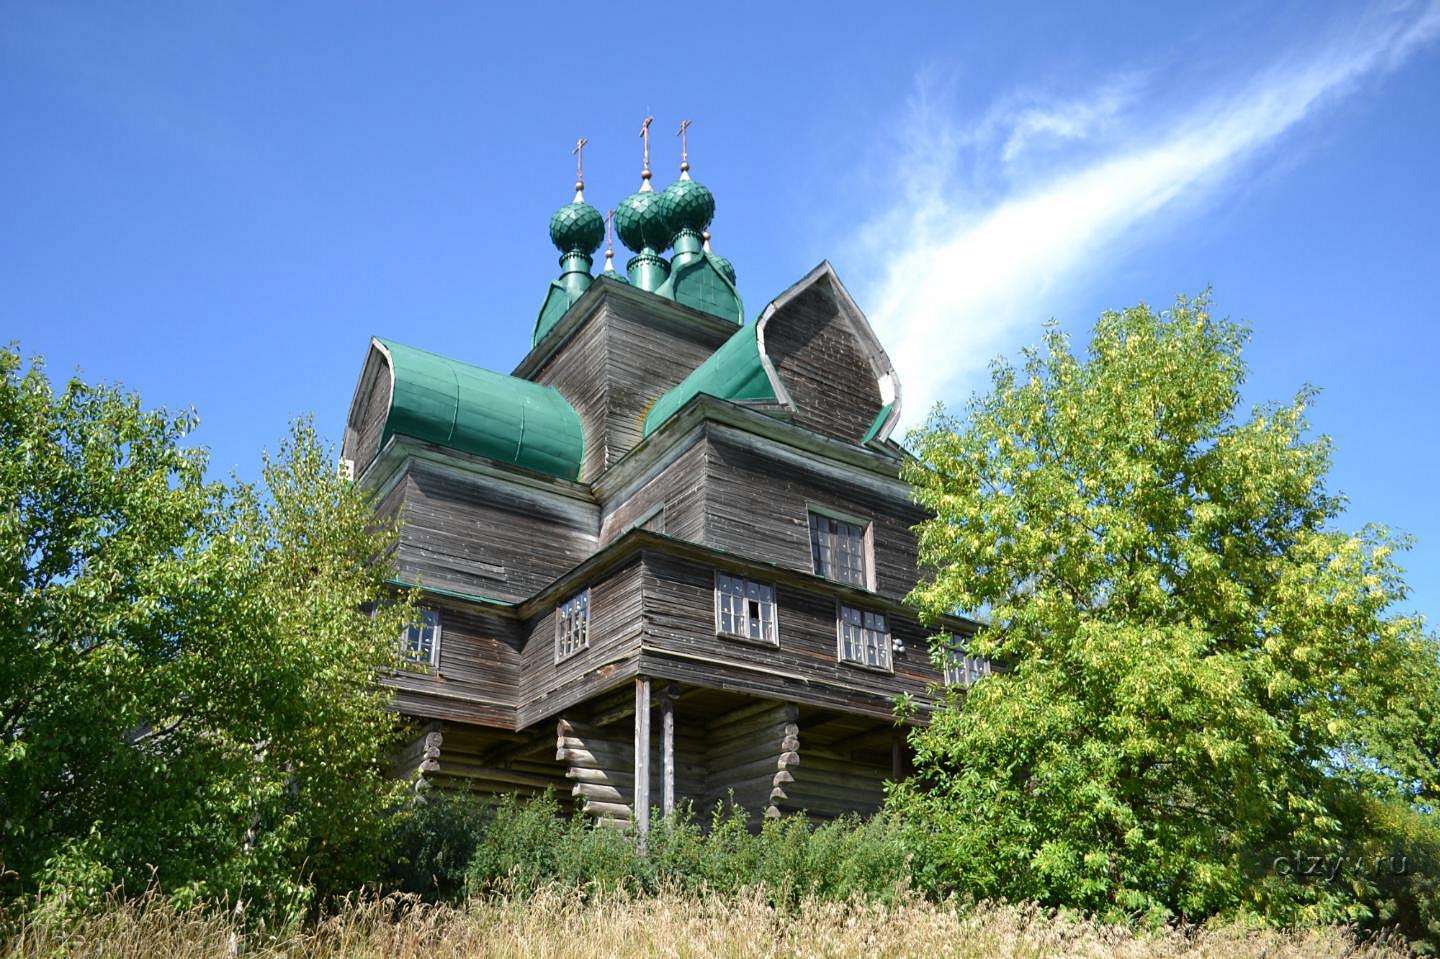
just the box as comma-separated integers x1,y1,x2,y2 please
809,511,869,588
715,572,777,645
555,589,590,661
399,609,441,667
944,638,991,686
838,604,891,670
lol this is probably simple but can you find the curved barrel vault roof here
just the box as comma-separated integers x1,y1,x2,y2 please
352,337,584,481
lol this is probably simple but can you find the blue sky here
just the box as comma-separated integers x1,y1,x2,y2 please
3,2,1437,623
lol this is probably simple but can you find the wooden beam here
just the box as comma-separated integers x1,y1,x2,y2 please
633,676,651,848
661,684,677,818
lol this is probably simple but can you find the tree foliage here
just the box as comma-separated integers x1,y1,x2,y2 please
0,345,413,917
893,296,1440,937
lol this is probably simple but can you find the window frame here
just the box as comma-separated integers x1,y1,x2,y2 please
554,588,591,663
713,570,780,647
806,504,874,591
398,608,442,669
943,636,992,686
835,601,893,673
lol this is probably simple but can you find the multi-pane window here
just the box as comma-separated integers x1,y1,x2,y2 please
715,572,777,645
809,511,869,588
555,589,590,661
399,609,441,667
838,604,891,670
944,639,991,686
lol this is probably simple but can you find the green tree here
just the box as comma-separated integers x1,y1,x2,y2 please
893,296,1440,936
0,346,414,916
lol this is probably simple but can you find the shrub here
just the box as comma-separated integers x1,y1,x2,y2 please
455,792,913,906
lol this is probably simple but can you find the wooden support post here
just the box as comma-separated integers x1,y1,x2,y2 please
633,676,651,848
891,730,904,782
660,684,677,818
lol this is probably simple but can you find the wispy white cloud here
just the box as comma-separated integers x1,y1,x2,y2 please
854,3,1440,432
998,78,1141,164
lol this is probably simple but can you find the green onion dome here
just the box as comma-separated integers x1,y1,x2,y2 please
659,175,715,237
615,188,671,253
710,251,736,285
548,200,605,256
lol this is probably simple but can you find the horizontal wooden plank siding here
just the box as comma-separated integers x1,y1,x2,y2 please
531,297,733,482
764,280,884,443
393,462,598,603
639,551,941,719
385,598,524,728
698,430,923,601
343,345,391,476
517,557,646,727
598,437,708,547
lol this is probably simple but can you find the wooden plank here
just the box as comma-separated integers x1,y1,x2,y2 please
633,676,651,845
661,685,676,817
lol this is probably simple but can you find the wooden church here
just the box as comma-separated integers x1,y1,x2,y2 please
339,120,984,833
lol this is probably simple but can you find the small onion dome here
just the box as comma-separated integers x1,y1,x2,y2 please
703,231,736,285
659,176,715,237
615,189,671,253
710,251,736,285
548,200,605,256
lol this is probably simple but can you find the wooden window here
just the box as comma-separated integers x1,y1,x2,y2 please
555,589,590,661
399,609,441,667
944,638,991,686
837,604,891,671
715,572,777,645
809,510,870,588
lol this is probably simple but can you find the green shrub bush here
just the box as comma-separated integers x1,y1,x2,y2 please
451,792,913,906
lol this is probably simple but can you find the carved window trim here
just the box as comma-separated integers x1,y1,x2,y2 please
714,571,779,647
554,588,591,662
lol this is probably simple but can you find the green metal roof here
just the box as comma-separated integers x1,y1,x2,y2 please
642,323,777,436
376,337,584,481
862,402,895,444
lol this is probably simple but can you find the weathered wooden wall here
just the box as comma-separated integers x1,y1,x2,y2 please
598,437,709,547
529,295,734,482
389,461,597,603
342,345,392,477
639,551,937,720
516,558,646,727
386,597,524,728
763,281,885,444
698,430,923,601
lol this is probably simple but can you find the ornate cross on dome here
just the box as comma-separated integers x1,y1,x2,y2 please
639,116,654,186
676,119,692,174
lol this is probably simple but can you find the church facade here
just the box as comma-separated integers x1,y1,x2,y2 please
339,123,982,833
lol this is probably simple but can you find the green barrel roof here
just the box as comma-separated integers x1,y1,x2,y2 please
376,337,584,481
642,322,777,436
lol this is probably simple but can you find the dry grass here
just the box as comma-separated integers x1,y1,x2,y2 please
3,888,1413,959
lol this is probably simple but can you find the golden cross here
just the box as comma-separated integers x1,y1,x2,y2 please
605,208,616,251
572,137,588,183
639,116,654,175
